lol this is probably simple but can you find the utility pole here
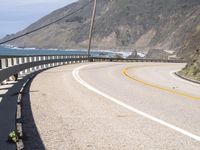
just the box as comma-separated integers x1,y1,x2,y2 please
88,0,97,61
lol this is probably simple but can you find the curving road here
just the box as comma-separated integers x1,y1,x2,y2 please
28,62,200,149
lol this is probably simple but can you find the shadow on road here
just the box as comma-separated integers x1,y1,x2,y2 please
0,72,43,150
20,71,45,150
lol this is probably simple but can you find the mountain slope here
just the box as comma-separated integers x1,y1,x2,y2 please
178,49,200,81
1,0,200,58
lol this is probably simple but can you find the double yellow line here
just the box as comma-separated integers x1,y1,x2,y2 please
122,67,200,101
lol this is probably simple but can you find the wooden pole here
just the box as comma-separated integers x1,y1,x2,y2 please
88,0,97,61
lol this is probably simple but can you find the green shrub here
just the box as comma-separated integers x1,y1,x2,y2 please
7,131,20,143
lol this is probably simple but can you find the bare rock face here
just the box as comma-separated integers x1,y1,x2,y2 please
1,0,200,59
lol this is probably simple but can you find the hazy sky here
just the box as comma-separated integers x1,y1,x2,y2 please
0,0,77,38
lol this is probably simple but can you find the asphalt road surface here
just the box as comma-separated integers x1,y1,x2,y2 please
29,62,200,149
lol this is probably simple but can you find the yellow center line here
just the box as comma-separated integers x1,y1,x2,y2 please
122,67,200,101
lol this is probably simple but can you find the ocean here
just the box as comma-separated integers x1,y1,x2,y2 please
0,45,124,58
0,45,87,56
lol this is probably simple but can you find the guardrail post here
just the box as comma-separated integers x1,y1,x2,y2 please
38,56,41,69
39,56,42,69
54,56,57,66
80,56,82,63
71,55,74,64
13,57,17,66
47,56,49,67
68,56,71,64
24,57,28,73
70,55,72,64
72,55,74,64
48,56,51,68
77,55,79,63
74,55,77,63
7,58,13,81
18,57,23,75
22,57,26,74
28,57,33,72
79,55,81,63
27,57,31,72
63,56,65,65
33,56,37,71
63,55,66,65
59,55,62,65
55,56,57,67
44,56,48,68
60,56,63,65
16,57,19,65
52,56,55,67
72,55,74,63
66,55,69,64
81,56,84,63
64,55,67,64
1,58,6,69
42,56,45,68
58,55,61,66
7,58,12,67
36,56,39,70
54,56,56,66
0,58,8,84
13,57,19,79
65,55,67,64
73,55,76,63
44,56,47,68
63,56,67,65
81,55,83,63
43,56,46,68
0,59,2,70
11,58,14,66
82,56,84,63
30,57,34,72
55,56,58,66
50,56,53,67
62,55,64,65
76,55,78,63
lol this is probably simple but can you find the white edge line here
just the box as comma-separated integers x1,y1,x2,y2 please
72,64,200,142
170,70,200,87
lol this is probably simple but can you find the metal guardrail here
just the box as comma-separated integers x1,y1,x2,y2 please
0,54,185,84
90,57,185,63
0,54,88,83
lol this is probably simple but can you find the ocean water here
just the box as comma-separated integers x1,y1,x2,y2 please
0,45,87,56
0,45,121,58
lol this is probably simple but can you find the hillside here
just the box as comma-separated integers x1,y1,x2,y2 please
178,49,200,81
1,0,200,59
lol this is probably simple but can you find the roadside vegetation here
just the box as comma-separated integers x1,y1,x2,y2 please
178,49,200,81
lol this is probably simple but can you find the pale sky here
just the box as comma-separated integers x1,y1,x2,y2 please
0,0,77,38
